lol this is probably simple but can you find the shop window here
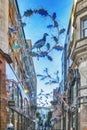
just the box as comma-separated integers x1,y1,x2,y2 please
12,83,15,100
14,87,19,107
19,92,23,109
24,98,28,115
81,18,87,38
14,112,18,130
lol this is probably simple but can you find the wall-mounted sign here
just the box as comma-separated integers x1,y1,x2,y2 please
8,100,15,107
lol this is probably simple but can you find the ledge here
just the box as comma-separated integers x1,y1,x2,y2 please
0,49,12,63
78,85,87,91
72,38,87,62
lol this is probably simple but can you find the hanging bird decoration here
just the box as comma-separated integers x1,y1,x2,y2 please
59,28,65,34
20,22,26,27
40,89,44,93
46,43,50,51
46,55,53,61
53,45,63,51
23,8,64,61
52,36,58,44
28,50,53,61
38,51,48,57
52,12,56,20
23,9,33,17
12,44,20,49
35,9,48,16
22,56,27,61
28,51,38,57
40,76,47,80
37,9,48,16
47,25,54,29
37,91,52,107
32,33,49,51
38,51,53,61
45,80,58,85
8,26,18,34
37,68,60,85
54,20,58,27
25,42,29,49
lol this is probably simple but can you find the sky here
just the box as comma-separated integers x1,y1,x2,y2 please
17,0,73,106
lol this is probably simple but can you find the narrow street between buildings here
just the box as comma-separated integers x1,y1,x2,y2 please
0,0,87,130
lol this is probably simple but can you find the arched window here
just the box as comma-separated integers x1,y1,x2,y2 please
6,82,15,100
13,86,19,107
24,98,29,115
19,92,23,109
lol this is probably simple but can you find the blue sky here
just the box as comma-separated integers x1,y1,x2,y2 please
17,0,73,106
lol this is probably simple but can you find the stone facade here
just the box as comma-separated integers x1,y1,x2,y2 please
57,0,87,130
64,0,87,130
72,0,87,130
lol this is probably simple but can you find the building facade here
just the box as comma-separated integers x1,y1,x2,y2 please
51,87,63,130
51,0,87,130
62,0,87,130
0,0,37,130
71,0,87,130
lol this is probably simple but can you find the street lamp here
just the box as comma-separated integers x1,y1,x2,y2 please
6,78,30,94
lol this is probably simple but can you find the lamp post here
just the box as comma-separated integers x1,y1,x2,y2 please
6,78,30,94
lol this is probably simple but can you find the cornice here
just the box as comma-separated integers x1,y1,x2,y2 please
73,0,87,27
0,49,12,64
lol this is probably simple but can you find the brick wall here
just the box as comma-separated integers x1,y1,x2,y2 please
0,54,7,130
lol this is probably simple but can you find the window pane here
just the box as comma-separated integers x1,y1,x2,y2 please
83,19,87,28
83,29,87,37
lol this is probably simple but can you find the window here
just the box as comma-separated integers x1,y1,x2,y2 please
72,82,77,102
14,87,19,107
81,18,87,38
24,98,28,115
19,92,23,109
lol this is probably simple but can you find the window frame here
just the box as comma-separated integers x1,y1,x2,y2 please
81,16,87,38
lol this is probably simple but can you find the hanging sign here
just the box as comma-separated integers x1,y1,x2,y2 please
8,100,15,107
